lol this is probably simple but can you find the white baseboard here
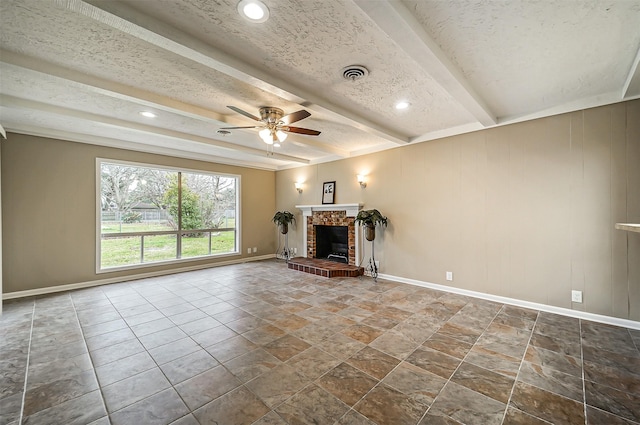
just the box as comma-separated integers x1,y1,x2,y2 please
2,254,275,300
5,257,638,331
377,272,640,330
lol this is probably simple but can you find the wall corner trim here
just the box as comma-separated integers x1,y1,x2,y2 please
377,273,640,331
2,255,276,301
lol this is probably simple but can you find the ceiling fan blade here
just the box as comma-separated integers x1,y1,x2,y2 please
227,106,260,121
280,109,311,125
219,126,262,130
285,126,321,136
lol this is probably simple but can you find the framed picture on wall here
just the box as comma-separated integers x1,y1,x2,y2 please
322,181,335,204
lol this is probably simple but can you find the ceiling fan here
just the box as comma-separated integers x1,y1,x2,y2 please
221,106,321,146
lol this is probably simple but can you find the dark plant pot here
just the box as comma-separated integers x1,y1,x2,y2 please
281,223,289,234
364,224,375,241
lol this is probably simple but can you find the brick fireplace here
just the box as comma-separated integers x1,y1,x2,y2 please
296,204,362,266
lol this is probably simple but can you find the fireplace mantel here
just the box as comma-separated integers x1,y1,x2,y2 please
296,203,362,217
296,204,363,266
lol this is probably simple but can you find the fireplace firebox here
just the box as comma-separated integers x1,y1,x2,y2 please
315,225,349,263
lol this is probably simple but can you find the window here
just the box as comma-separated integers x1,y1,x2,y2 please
98,160,238,271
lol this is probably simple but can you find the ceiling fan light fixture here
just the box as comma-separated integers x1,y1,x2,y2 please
259,128,272,143
276,130,287,142
225,105,320,147
238,0,269,23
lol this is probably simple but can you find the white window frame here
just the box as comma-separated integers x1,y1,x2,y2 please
96,158,241,273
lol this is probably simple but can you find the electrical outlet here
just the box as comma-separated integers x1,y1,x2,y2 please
247,248,251,254
571,290,583,303
252,247,257,253
446,271,453,281
293,247,297,254
374,260,380,268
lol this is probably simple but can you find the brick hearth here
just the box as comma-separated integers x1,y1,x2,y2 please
287,257,364,278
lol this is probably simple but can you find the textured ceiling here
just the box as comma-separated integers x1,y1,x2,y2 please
1,0,639,170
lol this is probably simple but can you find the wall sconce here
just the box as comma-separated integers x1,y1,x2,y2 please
357,174,367,188
295,182,303,193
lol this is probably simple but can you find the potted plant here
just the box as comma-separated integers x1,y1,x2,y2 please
272,211,295,234
355,209,388,241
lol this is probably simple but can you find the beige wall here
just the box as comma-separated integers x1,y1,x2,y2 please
1,133,276,294
276,100,640,321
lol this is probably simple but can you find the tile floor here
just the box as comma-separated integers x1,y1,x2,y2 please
1,259,639,425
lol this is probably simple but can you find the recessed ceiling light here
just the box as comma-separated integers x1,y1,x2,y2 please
395,101,410,110
139,111,157,118
238,0,270,23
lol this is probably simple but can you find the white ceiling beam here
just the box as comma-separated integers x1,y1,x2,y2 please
497,91,640,126
622,44,640,99
354,0,497,127
287,138,349,158
0,49,226,124
0,50,349,158
410,123,486,144
5,125,283,171
1,95,309,164
71,0,408,144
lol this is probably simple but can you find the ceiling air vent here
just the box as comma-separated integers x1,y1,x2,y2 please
342,65,369,81
217,130,231,136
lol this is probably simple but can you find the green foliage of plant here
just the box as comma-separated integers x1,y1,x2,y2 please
122,211,143,223
355,209,388,227
164,176,203,231
184,173,236,229
272,211,295,226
